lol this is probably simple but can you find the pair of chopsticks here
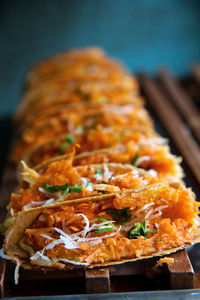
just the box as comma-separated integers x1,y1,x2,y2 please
139,69,200,185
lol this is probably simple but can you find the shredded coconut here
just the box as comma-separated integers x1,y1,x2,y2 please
80,177,89,187
14,260,21,285
59,258,89,266
38,187,57,197
111,172,130,180
111,104,135,115
21,161,39,187
145,205,168,220
144,137,167,145
0,248,20,285
86,183,93,192
30,251,51,262
10,208,14,216
37,214,120,264
93,172,103,181
131,170,139,177
135,156,150,167
22,198,55,210
136,203,155,215
148,169,158,177
30,252,89,266
80,179,94,192
40,234,54,240
103,165,113,180
75,214,90,237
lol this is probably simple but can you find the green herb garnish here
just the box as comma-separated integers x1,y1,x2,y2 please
107,208,131,225
127,221,156,239
97,181,108,184
68,186,83,193
43,183,82,195
43,183,69,193
130,153,139,165
58,134,75,154
95,217,114,233
59,142,69,153
97,190,109,194
66,134,75,144
96,169,103,175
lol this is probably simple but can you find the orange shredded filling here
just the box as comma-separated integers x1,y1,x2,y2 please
12,109,152,162
8,159,160,213
23,184,199,265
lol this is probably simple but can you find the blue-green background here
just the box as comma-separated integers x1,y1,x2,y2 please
1,0,200,118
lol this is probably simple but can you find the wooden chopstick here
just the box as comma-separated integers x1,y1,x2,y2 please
158,68,200,143
139,73,200,185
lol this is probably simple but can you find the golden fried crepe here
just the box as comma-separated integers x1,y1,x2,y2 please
13,109,153,163
4,183,200,272
25,47,139,91
9,159,161,214
33,143,182,182
16,47,139,122
23,126,159,167
18,102,144,130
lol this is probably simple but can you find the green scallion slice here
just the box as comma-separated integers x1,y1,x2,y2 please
106,207,131,225
127,221,156,239
130,153,139,165
95,217,114,233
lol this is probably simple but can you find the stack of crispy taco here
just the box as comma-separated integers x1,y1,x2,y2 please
1,47,199,284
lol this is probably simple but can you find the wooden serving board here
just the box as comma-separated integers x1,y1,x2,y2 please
0,71,200,298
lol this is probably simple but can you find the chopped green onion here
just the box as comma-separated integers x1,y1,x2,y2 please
66,134,75,144
95,216,114,233
43,183,82,195
97,181,108,184
130,153,139,165
107,207,131,225
97,190,109,194
69,186,83,193
97,216,109,222
43,183,69,193
59,142,69,154
127,221,156,239
58,134,75,154
96,169,103,175
62,186,69,195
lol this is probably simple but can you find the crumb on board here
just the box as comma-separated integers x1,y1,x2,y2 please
155,257,174,268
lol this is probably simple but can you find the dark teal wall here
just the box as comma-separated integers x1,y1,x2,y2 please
1,0,200,117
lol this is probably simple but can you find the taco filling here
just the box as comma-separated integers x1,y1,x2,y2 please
9,159,160,213
24,126,160,167
13,109,153,163
4,183,199,269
